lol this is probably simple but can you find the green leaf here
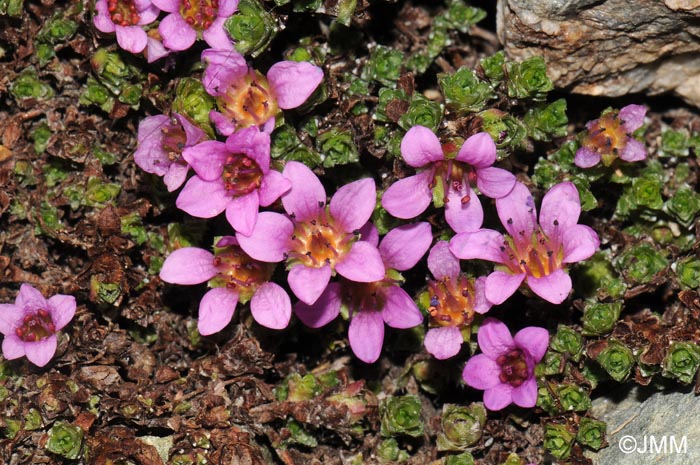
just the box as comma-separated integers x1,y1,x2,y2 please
439,67,495,114
225,0,277,58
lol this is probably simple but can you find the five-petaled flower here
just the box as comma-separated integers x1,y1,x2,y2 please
93,0,160,54
463,318,548,411
575,104,647,168
159,236,292,334
294,222,432,363
236,161,385,306
423,241,491,360
382,125,516,233
450,182,599,305
0,284,76,367
153,0,239,52
202,49,324,136
134,113,208,192
176,126,291,235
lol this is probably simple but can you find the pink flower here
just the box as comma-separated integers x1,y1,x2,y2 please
153,0,239,52
0,284,76,367
93,0,160,54
381,126,516,233
575,104,647,168
175,126,291,236
294,222,433,363
134,113,207,192
159,236,292,333
450,182,600,305
423,241,491,360
463,318,548,411
201,49,324,136
236,161,385,306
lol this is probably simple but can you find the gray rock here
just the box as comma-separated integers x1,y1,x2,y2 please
586,385,700,464
497,0,700,107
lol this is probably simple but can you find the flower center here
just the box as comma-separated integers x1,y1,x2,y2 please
216,69,279,129
498,225,563,279
179,0,218,31
583,112,627,166
221,153,263,196
427,275,477,328
286,211,355,269
15,309,55,342
161,119,187,163
429,149,478,205
107,0,140,27
496,349,529,387
209,243,274,303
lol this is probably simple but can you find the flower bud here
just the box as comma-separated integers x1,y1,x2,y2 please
576,417,607,450
379,395,424,438
582,301,622,336
436,403,486,451
46,421,84,460
662,341,700,384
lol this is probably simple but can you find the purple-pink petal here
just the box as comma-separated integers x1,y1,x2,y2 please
456,132,496,168
619,104,646,133
2,334,25,360
527,269,572,304
47,295,77,331
225,192,259,236
159,14,196,51
160,247,217,285
496,182,536,240
209,111,237,136
475,166,517,199
115,25,149,53
163,163,189,192
93,0,116,32
225,127,271,173
176,176,229,218
250,282,291,329
380,285,423,329
424,326,463,359
267,61,324,110
349,310,385,364
358,222,379,247
198,287,238,335
258,170,292,207
201,49,248,96
330,178,376,232
562,224,599,263
137,114,169,145
137,4,159,24
218,0,239,15
462,353,502,390
17,283,48,312
236,212,293,263
151,0,178,12
176,113,207,146
539,182,581,240
182,140,229,181
485,271,524,305
146,37,170,63
281,161,326,221
381,170,433,219
449,229,505,264
445,183,484,233
514,327,549,361
379,222,432,271
510,377,538,408
427,240,460,280
0,304,17,335
574,146,601,169
477,317,515,359
288,264,332,305
294,283,341,328
24,335,58,367
335,241,385,283
202,17,234,50
472,277,492,314
620,138,646,162
399,125,445,168
483,383,514,411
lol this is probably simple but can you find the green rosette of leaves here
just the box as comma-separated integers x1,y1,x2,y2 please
379,395,424,438
436,403,486,451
